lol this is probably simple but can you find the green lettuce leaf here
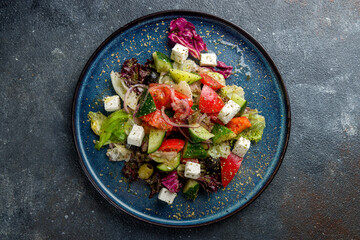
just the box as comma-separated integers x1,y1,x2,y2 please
88,111,107,136
236,109,265,143
94,110,130,150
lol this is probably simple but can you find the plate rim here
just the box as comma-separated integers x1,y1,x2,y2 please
71,9,291,228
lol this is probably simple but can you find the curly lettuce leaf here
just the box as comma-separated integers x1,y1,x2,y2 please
120,58,151,88
208,142,231,159
237,109,265,143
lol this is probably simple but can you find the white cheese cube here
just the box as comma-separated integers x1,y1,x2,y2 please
200,53,217,67
218,100,241,125
184,162,201,179
233,137,251,158
171,43,189,64
104,95,121,112
127,124,145,147
158,187,177,204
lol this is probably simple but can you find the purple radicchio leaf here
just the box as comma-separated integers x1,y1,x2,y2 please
161,171,182,193
197,174,222,193
121,161,139,182
120,58,151,92
168,18,207,59
145,172,162,198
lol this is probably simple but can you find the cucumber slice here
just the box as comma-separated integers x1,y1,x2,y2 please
183,179,200,200
189,125,214,143
169,69,202,84
183,141,208,159
135,90,157,118
148,128,166,153
211,124,236,143
153,51,172,73
177,164,186,178
231,94,247,115
156,153,181,172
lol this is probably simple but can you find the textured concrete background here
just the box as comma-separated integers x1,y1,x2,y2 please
1,0,359,239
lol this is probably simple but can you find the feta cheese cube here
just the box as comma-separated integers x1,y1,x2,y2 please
200,53,217,67
158,187,177,204
171,43,189,64
218,100,241,124
104,95,121,112
233,137,251,157
127,124,145,147
184,162,201,179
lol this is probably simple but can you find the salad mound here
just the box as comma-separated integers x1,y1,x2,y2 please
88,18,265,204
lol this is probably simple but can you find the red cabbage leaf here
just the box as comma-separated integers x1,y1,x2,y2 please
161,171,182,193
168,18,207,59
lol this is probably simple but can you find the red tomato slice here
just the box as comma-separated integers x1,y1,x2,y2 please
140,110,173,131
220,153,243,188
149,85,171,109
200,73,224,90
158,139,185,152
140,111,155,122
199,85,225,113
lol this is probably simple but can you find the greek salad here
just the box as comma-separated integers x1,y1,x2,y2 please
88,18,265,204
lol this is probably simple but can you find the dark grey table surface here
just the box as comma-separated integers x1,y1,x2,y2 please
1,1,359,239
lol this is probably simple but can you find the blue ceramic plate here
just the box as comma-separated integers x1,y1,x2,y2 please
72,10,290,227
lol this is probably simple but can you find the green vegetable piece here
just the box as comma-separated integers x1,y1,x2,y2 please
148,128,166,154
124,117,135,135
219,85,245,99
135,90,157,118
156,153,181,172
191,104,199,111
88,111,107,136
211,124,236,143
183,141,208,159
176,164,186,178
237,109,266,143
183,179,200,200
109,122,126,143
189,125,215,143
153,51,173,73
230,94,247,115
95,110,129,150
169,69,202,84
